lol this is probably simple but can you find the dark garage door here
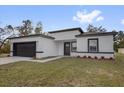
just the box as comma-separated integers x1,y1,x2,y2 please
13,42,36,57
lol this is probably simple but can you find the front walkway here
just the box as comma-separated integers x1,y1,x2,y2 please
28,56,62,63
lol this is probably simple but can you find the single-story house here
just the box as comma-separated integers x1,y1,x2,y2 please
8,27,117,59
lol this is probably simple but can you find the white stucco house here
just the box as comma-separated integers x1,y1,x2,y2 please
8,27,117,59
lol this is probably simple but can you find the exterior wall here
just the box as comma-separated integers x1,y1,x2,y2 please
118,48,124,54
9,36,58,58
49,30,80,41
36,37,58,58
9,37,41,57
55,40,77,56
9,31,115,59
10,43,13,56
72,35,114,58
77,35,114,52
57,41,64,56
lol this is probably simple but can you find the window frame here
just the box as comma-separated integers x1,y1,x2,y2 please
71,41,77,52
88,38,99,53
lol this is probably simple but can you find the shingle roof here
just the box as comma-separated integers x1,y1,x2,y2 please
76,32,118,37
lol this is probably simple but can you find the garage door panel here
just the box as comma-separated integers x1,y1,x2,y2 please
13,42,36,57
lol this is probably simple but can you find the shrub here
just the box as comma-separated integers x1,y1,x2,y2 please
77,55,80,58
83,55,87,58
0,41,10,54
101,56,105,59
94,56,98,59
109,57,114,60
88,56,91,58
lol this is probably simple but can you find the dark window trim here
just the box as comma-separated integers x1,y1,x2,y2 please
71,41,77,52
88,38,99,53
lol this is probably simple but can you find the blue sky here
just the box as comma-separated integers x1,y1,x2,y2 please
0,5,124,32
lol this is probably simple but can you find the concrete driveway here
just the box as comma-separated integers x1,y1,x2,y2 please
0,57,32,65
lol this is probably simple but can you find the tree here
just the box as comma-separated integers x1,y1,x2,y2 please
0,40,10,54
113,30,124,52
34,22,43,34
15,20,33,36
0,25,14,51
87,24,107,32
114,31,124,43
0,20,44,53
118,39,124,48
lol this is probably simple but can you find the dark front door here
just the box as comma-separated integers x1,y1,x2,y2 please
13,42,36,57
64,42,70,56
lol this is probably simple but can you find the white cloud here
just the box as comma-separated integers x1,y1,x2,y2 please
73,10,103,23
121,19,124,25
96,16,104,21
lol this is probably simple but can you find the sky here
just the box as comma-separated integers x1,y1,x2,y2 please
0,5,124,32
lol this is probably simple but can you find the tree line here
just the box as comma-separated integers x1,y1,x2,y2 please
0,20,124,54
0,19,43,53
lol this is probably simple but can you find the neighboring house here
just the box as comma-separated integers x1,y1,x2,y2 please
8,27,117,59
118,48,124,54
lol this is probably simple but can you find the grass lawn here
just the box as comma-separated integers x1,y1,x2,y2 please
0,53,124,87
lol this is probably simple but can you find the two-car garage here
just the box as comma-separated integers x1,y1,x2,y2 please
13,42,36,57
9,34,56,58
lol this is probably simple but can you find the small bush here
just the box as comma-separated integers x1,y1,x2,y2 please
77,55,80,58
88,56,91,58
94,56,98,59
109,57,114,60
83,55,87,58
101,56,105,59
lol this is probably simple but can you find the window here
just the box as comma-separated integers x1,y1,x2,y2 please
71,41,77,52
88,39,98,52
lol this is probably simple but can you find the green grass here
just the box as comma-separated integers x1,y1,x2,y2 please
0,53,124,87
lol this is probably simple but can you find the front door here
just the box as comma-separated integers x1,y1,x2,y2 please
64,42,70,56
